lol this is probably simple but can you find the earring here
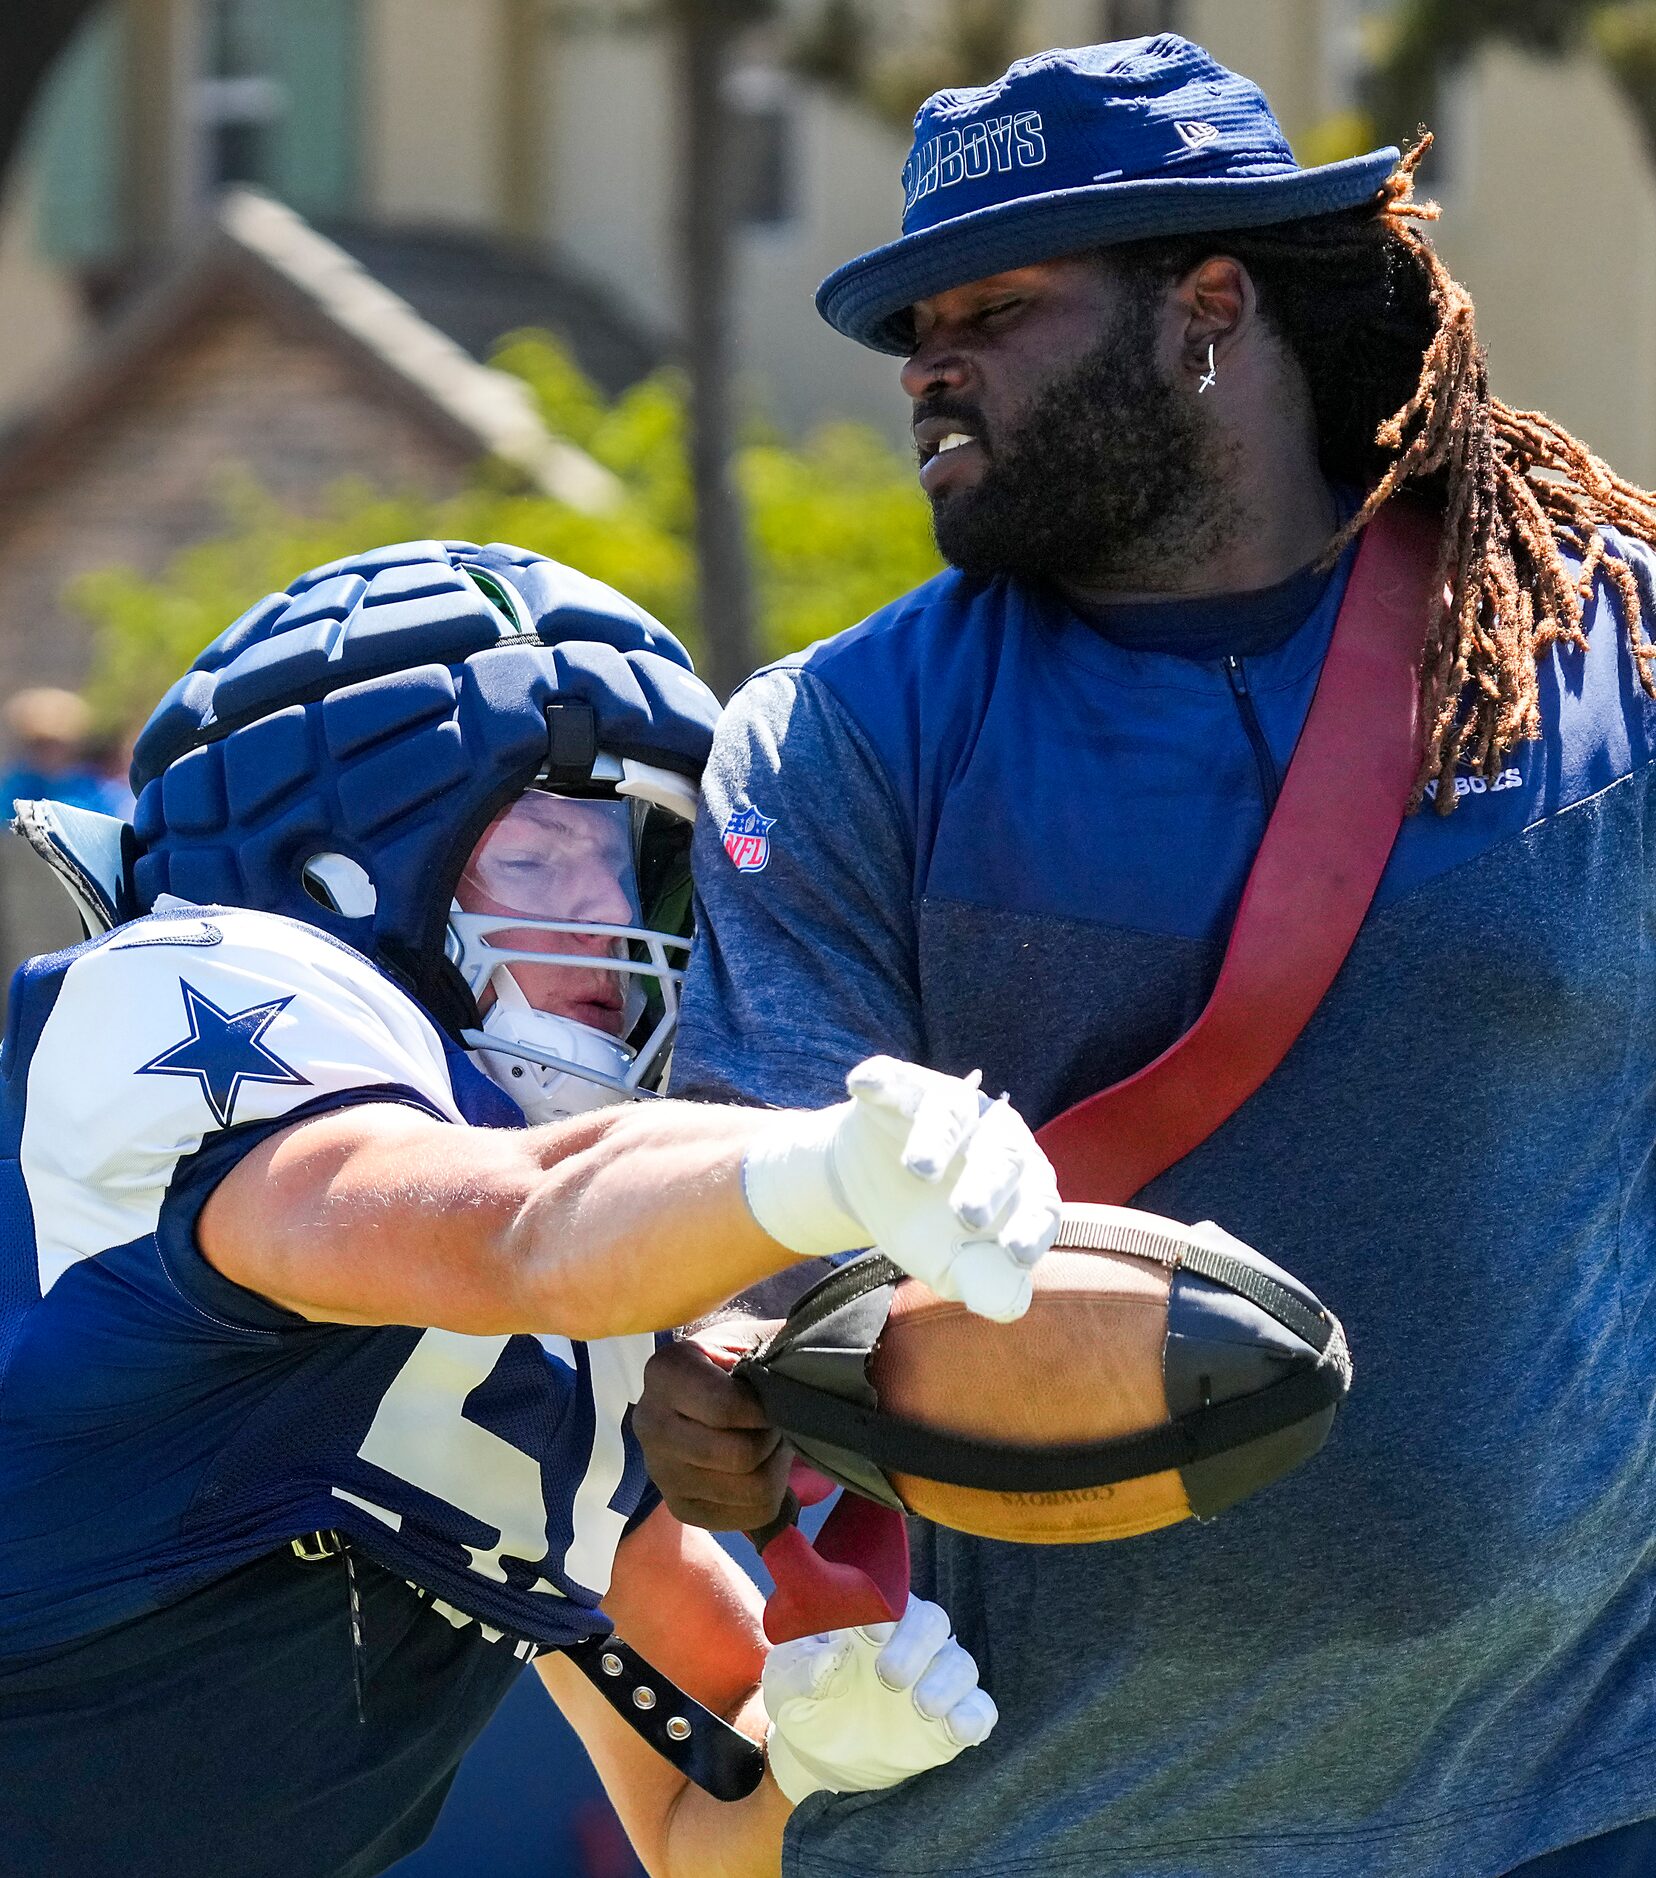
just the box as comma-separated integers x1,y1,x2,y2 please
1197,342,1218,395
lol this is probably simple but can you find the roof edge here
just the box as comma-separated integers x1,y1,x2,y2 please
216,189,622,514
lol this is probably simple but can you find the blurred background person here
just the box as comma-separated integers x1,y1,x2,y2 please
83,722,137,818
0,687,116,987
0,686,106,813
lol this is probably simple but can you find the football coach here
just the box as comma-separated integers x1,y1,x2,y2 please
640,32,1656,1878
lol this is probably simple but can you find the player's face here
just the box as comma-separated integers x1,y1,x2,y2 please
456,793,640,1037
903,258,1127,501
900,256,1229,590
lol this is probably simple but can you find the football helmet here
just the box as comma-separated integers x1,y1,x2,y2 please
121,540,719,1117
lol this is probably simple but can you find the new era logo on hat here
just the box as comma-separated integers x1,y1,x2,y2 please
817,35,1399,355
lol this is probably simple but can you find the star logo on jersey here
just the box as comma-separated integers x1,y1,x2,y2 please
722,804,775,873
137,980,310,1127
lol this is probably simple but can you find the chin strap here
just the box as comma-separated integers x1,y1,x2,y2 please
465,965,636,1120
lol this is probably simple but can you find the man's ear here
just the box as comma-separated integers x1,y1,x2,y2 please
1171,255,1255,387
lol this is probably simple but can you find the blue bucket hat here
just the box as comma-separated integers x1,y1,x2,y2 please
817,35,1400,355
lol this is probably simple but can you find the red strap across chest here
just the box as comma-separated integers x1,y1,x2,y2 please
1034,500,1441,1203
758,501,1442,1641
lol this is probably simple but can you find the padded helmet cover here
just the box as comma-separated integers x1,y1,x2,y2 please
128,540,719,1028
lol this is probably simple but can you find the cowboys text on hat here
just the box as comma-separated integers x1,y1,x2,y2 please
903,112,1047,213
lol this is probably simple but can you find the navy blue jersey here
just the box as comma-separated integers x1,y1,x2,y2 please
0,902,659,1875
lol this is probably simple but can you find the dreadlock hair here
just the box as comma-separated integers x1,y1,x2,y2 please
1109,140,1656,811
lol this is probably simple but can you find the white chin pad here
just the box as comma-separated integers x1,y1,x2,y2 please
468,973,636,1121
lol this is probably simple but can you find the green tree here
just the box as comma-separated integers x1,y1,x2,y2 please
72,332,938,729
557,0,780,697
789,0,1031,130
671,0,773,698
1369,0,1656,173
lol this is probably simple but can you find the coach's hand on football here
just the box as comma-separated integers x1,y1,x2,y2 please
633,1327,792,1533
762,1596,997,1804
743,1056,1060,1322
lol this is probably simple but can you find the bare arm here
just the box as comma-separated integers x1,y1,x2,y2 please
197,1100,804,1340
536,1503,793,1878
538,1502,997,1878
197,1054,1059,1339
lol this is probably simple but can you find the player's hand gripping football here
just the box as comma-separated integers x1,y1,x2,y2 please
743,1057,1060,1322
762,1597,996,1804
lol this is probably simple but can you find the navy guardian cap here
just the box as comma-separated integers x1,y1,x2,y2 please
817,34,1400,354
127,540,720,1073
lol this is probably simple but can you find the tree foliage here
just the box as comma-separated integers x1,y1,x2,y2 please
1368,0,1656,171
1589,4,1656,159
787,0,1030,129
0,0,108,211
72,333,939,729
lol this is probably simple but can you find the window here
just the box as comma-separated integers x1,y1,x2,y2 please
195,0,287,191
188,0,359,219
728,67,797,231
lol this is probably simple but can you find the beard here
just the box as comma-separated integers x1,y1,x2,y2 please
927,298,1242,592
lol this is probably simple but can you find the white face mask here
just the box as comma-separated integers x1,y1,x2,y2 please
447,763,694,1119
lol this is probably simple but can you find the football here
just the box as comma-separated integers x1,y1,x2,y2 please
740,1203,1351,1545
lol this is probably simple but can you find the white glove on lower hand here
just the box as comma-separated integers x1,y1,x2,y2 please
762,1597,997,1806
743,1055,1061,1321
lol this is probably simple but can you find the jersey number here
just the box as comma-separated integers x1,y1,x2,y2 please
354,1329,651,1596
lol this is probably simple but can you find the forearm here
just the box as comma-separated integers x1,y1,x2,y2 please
538,1508,995,1875
661,1736,795,1878
502,1102,809,1339
200,1054,1053,1336
537,1507,789,1878
199,1099,808,1338
536,1659,791,1878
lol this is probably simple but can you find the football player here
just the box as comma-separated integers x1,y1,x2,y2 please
0,541,1059,1878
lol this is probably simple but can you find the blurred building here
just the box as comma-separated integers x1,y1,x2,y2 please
4,0,1650,476
0,0,914,458
0,4,1231,475
0,187,618,700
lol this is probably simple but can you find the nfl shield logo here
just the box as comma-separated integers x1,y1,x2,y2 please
723,804,775,873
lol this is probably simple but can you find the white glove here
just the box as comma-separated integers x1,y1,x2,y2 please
743,1055,1061,1322
762,1597,997,1805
